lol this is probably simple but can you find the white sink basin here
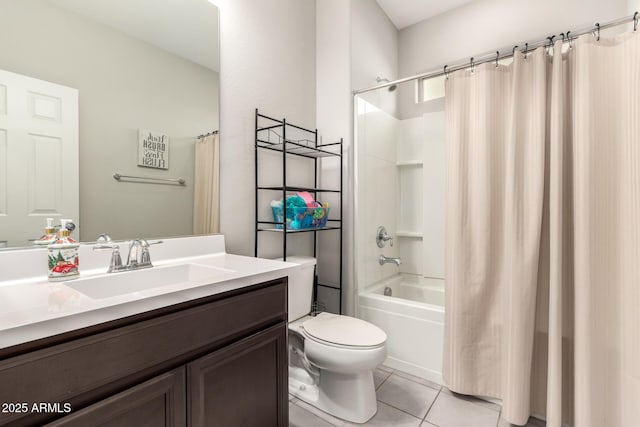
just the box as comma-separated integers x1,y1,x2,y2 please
65,263,235,299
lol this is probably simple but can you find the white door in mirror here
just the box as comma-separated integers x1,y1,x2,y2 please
0,69,79,247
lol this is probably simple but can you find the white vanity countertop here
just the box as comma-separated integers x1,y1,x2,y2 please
0,235,300,352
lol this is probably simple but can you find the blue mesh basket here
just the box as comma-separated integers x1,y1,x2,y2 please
271,206,330,230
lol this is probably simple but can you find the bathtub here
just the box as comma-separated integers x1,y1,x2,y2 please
358,274,445,384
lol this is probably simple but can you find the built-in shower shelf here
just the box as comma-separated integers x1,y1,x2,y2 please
396,160,423,167
396,231,423,238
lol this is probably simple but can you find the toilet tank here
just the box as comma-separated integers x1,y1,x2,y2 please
276,256,316,322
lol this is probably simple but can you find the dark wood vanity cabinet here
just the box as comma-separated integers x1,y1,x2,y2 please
46,367,187,427
0,278,288,427
188,324,287,427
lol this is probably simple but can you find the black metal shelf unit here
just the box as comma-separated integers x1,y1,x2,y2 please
254,109,343,314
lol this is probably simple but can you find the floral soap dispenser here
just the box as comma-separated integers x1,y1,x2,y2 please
48,219,80,281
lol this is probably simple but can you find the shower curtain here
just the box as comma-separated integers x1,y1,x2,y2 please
193,133,220,234
444,31,640,426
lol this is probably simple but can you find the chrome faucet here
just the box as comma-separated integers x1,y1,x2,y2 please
379,254,401,266
126,239,163,270
93,235,162,273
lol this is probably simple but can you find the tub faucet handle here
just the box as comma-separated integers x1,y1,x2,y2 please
376,226,394,248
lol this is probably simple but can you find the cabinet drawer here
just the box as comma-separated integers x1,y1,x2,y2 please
0,278,286,426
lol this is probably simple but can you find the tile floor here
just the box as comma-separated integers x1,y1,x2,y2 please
288,366,546,427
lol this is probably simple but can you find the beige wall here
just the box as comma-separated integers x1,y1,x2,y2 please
351,0,399,117
316,0,352,313
219,0,317,258
0,0,219,241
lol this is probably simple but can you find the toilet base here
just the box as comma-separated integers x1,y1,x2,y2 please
288,369,319,402
290,369,377,424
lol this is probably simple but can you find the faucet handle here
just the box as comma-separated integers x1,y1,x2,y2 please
376,226,394,248
139,240,163,267
93,233,114,249
107,245,124,273
93,235,124,273
96,233,111,243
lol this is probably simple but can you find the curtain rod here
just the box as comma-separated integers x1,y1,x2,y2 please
353,11,639,95
197,130,219,139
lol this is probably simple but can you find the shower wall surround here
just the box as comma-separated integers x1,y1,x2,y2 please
396,112,445,279
356,97,445,290
355,99,400,288
355,96,446,383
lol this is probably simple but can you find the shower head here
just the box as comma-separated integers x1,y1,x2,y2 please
376,76,397,92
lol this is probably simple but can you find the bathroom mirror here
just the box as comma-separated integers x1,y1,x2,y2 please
0,0,220,249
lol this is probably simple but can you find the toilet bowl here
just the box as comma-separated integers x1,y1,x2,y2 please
282,256,388,423
302,313,387,374
289,312,387,423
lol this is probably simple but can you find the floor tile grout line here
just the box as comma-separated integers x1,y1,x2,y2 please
375,371,392,390
375,371,443,424
421,386,442,424
294,403,338,427
376,384,441,425
373,399,426,424
291,399,342,427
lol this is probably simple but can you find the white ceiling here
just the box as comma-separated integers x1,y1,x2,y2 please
50,0,219,72
376,0,476,30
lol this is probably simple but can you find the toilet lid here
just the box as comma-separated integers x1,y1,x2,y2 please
302,313,387,347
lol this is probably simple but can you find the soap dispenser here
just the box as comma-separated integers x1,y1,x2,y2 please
47,219,80,281
34,218,57,246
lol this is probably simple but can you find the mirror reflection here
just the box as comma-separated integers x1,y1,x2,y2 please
0,0,220,249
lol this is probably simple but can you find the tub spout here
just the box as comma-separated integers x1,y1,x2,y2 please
379,255,401,266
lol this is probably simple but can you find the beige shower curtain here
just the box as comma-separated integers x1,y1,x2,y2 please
444,31,640,426
193,133,220,234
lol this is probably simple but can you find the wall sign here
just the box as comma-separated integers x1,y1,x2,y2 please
138,129,169,169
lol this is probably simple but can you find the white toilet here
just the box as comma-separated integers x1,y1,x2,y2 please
285,256,387,424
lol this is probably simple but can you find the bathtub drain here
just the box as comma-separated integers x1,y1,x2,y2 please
383,286,392,296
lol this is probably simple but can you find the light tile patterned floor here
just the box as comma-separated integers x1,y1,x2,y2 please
289,366,546,427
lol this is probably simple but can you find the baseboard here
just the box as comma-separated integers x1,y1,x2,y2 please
383,356,443,385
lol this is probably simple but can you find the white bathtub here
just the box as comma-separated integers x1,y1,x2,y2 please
359,274,445,384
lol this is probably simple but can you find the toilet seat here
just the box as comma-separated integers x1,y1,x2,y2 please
301,313,386,349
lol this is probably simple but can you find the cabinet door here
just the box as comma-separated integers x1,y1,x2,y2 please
45,367,186,427
188,322,288,427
